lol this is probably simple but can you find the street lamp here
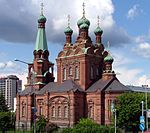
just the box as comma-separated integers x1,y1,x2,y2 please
14,59,37,133
111,100,117,133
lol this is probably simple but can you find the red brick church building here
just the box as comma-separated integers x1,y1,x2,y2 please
16,4,130,129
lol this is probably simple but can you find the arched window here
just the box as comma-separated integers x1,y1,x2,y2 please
22,106,25,117
90,66,94,79
69,67,72,76
96,68,99,76
58,106,61,118
39,106,43,115
64,106,68,118
88,106,93,118
52,106,55,117
63,68,66,80
75,66,79,79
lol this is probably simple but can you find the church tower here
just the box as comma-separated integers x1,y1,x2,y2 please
25,3,54,90
56,3,105,90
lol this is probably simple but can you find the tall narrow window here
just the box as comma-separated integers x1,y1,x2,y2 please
58,106,61,118
63,68,66,80
64,106,68,118
52,106,55,117
75,66,79,79
96,68,99,76
69,67,72,75
88,106,93,118
22,106,25,117
90,66,94,79
39,106,43,115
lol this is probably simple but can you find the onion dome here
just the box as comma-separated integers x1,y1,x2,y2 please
104,54,114,62
94,26,103,35
80,23,89,29
77,17,90,27
64,26,73,34
38,14,47,23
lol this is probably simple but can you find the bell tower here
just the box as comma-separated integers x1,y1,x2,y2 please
25,3,54,90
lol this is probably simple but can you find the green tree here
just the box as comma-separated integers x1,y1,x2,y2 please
36,115,58,133
0,94,9,112
0,112,12,132
36,115,47,132
62,118,116,133
116,92,145,132
0,94,15,132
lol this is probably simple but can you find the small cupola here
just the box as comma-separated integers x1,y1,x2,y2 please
64,15,73,45
94,16,103,45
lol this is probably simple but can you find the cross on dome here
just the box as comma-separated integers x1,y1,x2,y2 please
97,16,100,27
82,2,85,17
67,15,70,27
41,2,44,15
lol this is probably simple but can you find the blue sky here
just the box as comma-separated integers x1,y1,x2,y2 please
0,0,150,88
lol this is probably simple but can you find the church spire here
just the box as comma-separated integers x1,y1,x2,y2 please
35,2,48,51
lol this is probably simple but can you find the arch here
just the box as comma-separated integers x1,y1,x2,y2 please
58,51,66,58
94,49,101,56
69,67,73,76
51,106,55,117
64,106,68,118
49,96,68,104
74,47,83,55
75,66,79,79
84,47,94,54
58,106,61,118
66,50,74,56
63,68,66,80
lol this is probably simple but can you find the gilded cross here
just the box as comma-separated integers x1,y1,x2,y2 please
97,16,100,27
41,2,44,15
67,15,70,27
82,2,85,17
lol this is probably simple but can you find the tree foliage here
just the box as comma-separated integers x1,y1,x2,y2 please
116,92,145,132
62,118,118,133
0,94,15,132
0,94,9,112
0,112,12,131
36,115,59,133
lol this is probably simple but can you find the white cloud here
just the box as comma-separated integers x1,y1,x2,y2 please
0,61,16,69
132,42,150,58
114,66,142,85
0,62,7,69
127,4,142,20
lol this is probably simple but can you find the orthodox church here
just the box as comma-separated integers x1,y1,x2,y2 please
16,3,130,129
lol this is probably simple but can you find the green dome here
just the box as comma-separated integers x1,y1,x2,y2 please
77,17,90,27
104,54,114,62
94,26,103,35
64,27,73,34
38,15,47,23
80,23,89,29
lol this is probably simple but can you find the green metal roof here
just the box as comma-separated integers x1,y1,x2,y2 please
35,28,48,51
38,15,47,23
77,17,90,27
64,26,73,34
94,26,103,35
80,23,89,29
104,54,114,62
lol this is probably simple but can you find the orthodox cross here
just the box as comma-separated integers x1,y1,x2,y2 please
82,2,85,17
67,15,70,27
41,2,44,15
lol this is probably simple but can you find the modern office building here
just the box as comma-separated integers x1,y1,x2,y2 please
0,75,22,110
